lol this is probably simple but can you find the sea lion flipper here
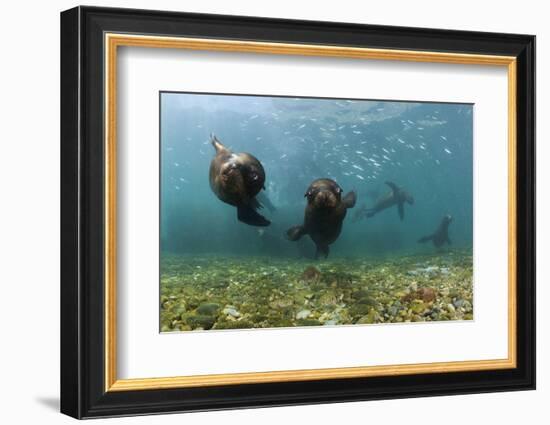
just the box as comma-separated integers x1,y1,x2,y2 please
365,208,376,218
446,236,452,245
237,205,270,227
249,197,263,210
342,191,357,209
210,134,228,153
286,225,307,241
256,192,276,213
418,234,433,244
385,181,400,194
352,205,366,222
397,201,405,220
315,245,329,260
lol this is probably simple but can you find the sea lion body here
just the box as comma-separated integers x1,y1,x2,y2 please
354,181,414,221
209,135,270,226
418,214,453,248
286,179,356,259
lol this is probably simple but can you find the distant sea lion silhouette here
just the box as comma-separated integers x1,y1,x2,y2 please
418,214,453,248
208,134,270,227
354,181,414,221
286,178,356,259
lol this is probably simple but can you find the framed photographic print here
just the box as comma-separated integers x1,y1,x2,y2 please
60,6,535,419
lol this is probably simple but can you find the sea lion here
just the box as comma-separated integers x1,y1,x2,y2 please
418,214,453,248
286,178,356,259
353,181,414,221
209,134,270,226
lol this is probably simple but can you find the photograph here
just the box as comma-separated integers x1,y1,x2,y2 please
58,4,535,419
160,92,474,332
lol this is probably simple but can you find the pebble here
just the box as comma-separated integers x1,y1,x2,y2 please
453,299,465,308
296,309,311,319
223,306,241,318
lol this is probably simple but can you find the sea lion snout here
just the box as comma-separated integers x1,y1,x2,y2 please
305,178,342,208
310,190,339,208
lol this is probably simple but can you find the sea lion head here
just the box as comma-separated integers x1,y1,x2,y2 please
305,178,342,209
238,153,266,196
443,214,453,224
217,157,246,196
213,148,265,199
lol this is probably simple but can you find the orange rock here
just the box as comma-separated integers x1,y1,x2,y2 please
418,287,436,302
401,287,437,303
301,266,321,281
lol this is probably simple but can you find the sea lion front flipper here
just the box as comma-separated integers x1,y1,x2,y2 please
256,191,276,213
237,205,270,227
446,236,452,245
352,205,367,222
286,225,307,241
365,208,376,218
342,191,357,209
385,181,400,195
417,234,433,244
397,201,405,221
315,245,329,260
249,197,263,210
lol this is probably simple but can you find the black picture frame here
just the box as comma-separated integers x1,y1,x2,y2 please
60,5,535,419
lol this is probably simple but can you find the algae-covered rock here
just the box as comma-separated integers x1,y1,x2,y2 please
357,308,380,324
296,318,321,327
214,320,254,330
410,300,427,314
196,303,220,316
186,315,216,330
349,303,371,318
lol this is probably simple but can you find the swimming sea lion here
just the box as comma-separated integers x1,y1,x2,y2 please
209,134,270,227
353,181,414,221
418,214,453,248
286,178,356,259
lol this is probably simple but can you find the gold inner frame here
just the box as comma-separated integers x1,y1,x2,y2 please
104,33,517,392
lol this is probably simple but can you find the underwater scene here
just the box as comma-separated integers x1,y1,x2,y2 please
160,92,473,332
